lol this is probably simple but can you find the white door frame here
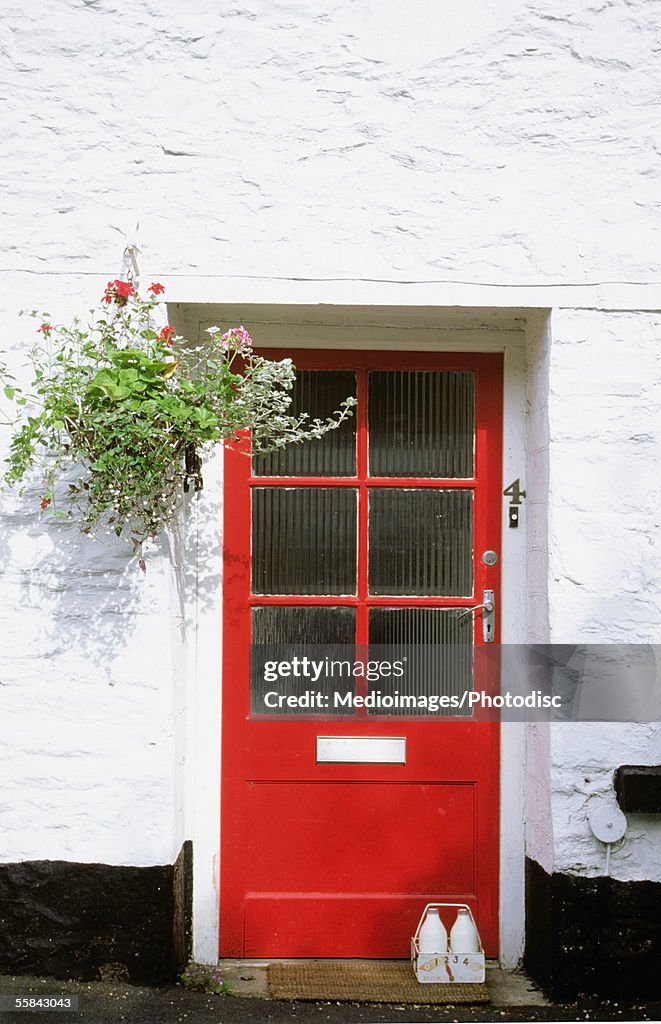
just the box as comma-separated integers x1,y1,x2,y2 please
181,304,530,967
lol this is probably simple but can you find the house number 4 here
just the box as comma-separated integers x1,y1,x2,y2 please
503,478,526,528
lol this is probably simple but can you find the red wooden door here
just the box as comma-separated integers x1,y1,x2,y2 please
220,350,502,958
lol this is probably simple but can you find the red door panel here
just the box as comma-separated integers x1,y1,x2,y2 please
221,349,502,959
246,783,476,892
244,782,476,957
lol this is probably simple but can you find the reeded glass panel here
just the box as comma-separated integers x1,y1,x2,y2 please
251,607,356,716
252,487,357,595
253,370,357,477
252,606,357,645
368,371,474,478
368,608,473,716
368,489,473,596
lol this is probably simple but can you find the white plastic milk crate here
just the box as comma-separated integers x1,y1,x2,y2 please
411,902,486,984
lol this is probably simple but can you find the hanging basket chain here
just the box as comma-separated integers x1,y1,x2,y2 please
123,244,140,288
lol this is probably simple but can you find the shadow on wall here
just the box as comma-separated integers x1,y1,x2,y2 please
1,512,144,655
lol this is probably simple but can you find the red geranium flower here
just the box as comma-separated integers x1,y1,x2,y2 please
102,279,136,306
37,323,52,334
149,282,165,295
159,326,175,345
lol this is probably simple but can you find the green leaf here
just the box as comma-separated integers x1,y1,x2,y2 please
87,367,145,401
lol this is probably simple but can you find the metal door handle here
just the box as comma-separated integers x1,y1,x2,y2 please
456,590,495,643
456,600,494,620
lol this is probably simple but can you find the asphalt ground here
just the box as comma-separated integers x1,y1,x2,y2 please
0,976,659,1024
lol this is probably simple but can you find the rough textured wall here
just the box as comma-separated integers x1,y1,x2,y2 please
0,522,183,866
1,0,660,285
547,310,661,881
548,311,661,642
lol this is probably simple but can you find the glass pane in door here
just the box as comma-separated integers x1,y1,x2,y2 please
368,607,472,716
368,488,473,596
252,487,358,595
251,606,356,716
368,371,474,477
253,370,357,477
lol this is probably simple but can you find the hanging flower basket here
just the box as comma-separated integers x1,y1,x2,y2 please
1,279,355,564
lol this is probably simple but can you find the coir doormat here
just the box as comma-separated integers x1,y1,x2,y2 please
268,961,490,1004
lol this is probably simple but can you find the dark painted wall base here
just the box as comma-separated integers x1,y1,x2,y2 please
0,842,192,985
525,856,661,1002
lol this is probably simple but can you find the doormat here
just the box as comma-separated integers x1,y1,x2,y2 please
268,962,490,1005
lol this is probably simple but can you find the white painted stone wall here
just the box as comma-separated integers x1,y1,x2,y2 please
524,308,661,882
0,516,183,866
0,0,660,962
1,0,660,287
545,310,661,881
